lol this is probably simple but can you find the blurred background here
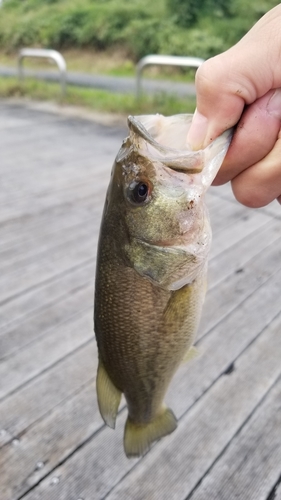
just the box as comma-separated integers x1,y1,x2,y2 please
0,0,279,115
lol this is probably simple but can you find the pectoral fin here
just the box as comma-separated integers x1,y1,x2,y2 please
163,283,193,328
96,360,122,429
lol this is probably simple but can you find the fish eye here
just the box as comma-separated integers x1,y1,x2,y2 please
129,181,150,204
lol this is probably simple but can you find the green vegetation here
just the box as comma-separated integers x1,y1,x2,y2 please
0,0,278,115
0,0,279,61
0,76,196,116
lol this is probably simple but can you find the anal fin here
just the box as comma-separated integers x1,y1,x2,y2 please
182,345,199,364
124,407,177,458
96,360,121,429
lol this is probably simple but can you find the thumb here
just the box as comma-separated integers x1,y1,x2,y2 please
187,4,281,148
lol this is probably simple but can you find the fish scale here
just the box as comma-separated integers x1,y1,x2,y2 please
94,114,232,457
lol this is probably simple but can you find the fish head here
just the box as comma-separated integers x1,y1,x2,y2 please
105,114,232,290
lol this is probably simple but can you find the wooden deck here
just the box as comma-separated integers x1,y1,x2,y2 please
1,100,281,500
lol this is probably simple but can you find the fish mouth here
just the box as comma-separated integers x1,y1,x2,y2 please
127,115,204,173
126,114,233,182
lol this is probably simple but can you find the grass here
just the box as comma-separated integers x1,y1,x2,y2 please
0,76,196,116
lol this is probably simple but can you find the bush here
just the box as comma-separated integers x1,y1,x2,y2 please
167,0,206,28
0,0,279,61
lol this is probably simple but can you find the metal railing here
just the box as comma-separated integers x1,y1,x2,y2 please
136,55,204,98
18,48,67,98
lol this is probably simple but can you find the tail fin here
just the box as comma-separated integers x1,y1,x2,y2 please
124,407,177,458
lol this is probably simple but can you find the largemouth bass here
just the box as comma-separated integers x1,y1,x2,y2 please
94,114,231,458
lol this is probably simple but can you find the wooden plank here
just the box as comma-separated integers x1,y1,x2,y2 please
0,216,95,269
0,115,35,130
260,201,281,219
0,188,242,276
0,381,100,500
9,263,281,498
205,192,224,209
0,164,230,232
0,342,96,448
7,213,281,357
0,231,96,304
210,182,234,200
208,196,248,234
0,195,95,251
208,218,281,288
0,158,110,208
209,182,281,221
13,410,131,500
1,226,279,489
168,267,281,418
103,313,281,500
205,191,240,212
2,102,281,500
0,260,94,330
0,217,98,274
275,482,281,500
189,377,281,500
199,233,281,339
210,209,271,259
0,180,273,321
0,124,123,175
0,282,93,359
2,206,279,397
1,198,253,298
0,178,105,225
0,116,124,163
0,183,93,225
0,309,93,400
19,290,281,500
1,212,278,496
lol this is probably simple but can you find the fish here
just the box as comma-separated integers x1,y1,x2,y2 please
94,113,232,458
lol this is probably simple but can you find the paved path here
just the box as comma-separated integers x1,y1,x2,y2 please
0,65,196,96
1,100,281,500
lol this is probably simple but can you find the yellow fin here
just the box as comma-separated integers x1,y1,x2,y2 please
163,284,193,328
182,346,199,364
124,407,177,458
96,360,121,429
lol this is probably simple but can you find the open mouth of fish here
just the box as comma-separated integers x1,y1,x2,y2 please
127,114,206,174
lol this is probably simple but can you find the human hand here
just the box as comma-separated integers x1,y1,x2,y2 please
186,4,281,207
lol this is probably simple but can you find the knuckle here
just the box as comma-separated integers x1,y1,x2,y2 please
195,57,226,94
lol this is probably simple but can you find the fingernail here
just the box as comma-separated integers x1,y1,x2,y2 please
186,109,209,149
267,88,281,119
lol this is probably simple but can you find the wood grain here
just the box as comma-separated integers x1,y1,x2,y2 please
1,101,281,500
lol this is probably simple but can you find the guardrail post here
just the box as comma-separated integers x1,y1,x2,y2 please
136,55,204,98
18,48,67,98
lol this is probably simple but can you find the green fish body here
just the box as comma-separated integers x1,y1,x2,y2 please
94,114,231,457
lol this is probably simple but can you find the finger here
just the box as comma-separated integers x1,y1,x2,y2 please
213,89,281,185
231,129,281,208
186,55,246,149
